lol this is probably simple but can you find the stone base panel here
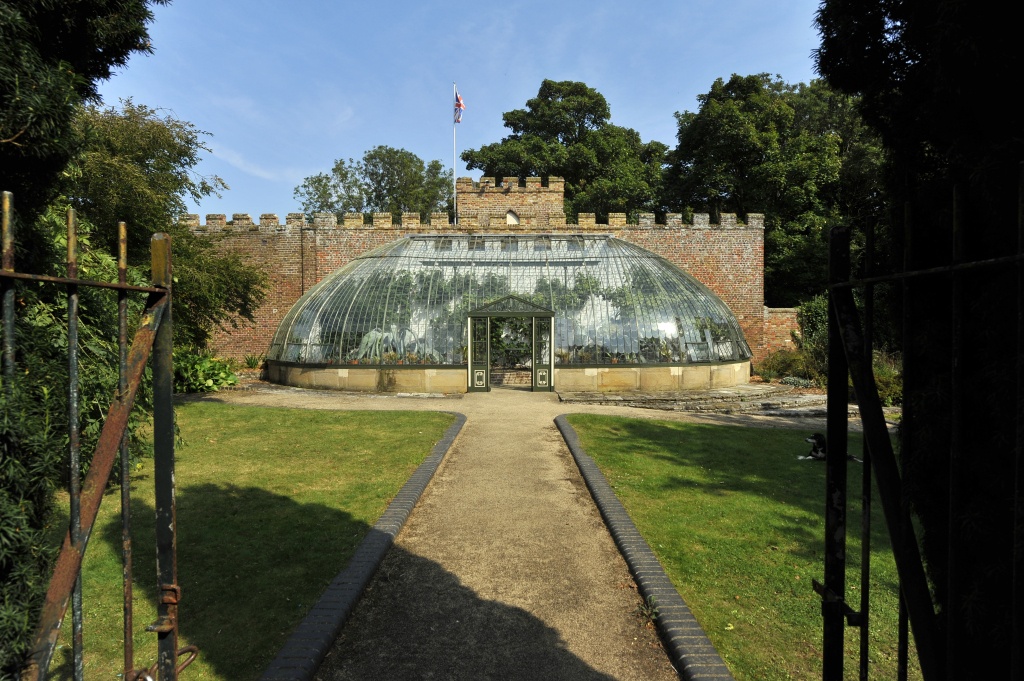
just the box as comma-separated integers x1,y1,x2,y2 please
266,361,751,394
554,362,751,392
266,364,468,394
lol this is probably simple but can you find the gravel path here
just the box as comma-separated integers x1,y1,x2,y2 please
205,383,828,679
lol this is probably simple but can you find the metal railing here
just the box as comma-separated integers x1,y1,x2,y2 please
1,192,194,680
818,171,1024,679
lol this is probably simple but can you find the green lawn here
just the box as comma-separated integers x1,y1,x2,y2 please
565,414,921,681
49,402,455,680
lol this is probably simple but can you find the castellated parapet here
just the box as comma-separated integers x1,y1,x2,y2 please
184,175,765,232
184,210,764,232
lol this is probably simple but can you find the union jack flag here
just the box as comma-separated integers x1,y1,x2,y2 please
454,86,466,124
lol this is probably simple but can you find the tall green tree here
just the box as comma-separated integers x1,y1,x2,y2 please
0,0,169,224
666,74,885,306
64,101,266,347
461,79,666,222
294,145,453,221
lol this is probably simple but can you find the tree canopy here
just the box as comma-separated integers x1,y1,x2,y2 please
461,79,666,222
294,145,453,221
816,0,1023,188
0,0,169,221
666,74,885,306
61,100,266,348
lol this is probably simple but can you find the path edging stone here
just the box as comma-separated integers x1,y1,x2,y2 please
260,412,467,681
555,415,735,681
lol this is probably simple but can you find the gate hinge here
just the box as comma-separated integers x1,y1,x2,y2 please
812,578,863,626
146,615,176,633
158,582,181,605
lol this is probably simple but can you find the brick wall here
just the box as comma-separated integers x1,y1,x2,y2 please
198,178,790,363
763,308,799,356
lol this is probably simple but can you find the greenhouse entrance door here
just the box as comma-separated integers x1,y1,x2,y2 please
466,295,554,393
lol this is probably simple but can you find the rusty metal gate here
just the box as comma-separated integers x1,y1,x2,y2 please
2,192,194,680
818,172,1024,679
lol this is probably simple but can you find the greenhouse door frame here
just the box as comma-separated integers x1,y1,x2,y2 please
466,295,555,393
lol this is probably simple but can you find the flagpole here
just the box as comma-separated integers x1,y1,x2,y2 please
453,82,458,226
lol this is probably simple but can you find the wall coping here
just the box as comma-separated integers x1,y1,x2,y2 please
184,212,765,233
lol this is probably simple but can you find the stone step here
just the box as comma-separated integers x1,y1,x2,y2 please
491,369,533,385
558,383,845,415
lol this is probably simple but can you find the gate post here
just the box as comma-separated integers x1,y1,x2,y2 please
148,234,180,679
822,225,850,679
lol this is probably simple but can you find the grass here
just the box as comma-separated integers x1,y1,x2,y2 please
565,414,921,681
48,402,455,680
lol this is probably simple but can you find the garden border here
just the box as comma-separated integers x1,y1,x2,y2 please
554,414,734,681
260,412,466,680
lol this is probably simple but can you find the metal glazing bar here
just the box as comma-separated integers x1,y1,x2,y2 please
118,222,135,677
66,210,84,681
831,284,941,680
22,294,169,680
823,225,850,680
148,234,180,679
2,191,14,392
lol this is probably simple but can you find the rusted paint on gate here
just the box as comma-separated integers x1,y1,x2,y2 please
0,269,163,293
20,295,169,680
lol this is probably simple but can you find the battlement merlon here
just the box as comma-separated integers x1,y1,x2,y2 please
456,176,566,193
184,211,764,232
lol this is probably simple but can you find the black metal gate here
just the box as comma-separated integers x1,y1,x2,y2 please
1,192,193,680
819,172,1024,679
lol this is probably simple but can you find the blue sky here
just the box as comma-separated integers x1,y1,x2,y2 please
97,0,824,220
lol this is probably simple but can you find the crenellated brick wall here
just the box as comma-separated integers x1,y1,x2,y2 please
195,177,793,364
455,176,566,227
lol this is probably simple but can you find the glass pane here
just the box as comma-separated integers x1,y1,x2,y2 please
471,318,488,364
535,318,551,365
267,235,752,367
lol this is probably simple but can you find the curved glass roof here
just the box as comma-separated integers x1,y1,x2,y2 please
267,234,751,366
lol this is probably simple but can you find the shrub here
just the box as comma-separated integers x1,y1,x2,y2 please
795,294,829,382
871,350,903,406
173,348,238,393
0,380,62,676
243,353,265,369
755,348,823,385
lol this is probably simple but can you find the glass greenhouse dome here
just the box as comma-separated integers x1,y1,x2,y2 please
267,234,751,370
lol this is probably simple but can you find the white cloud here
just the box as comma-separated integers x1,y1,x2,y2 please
211,144,282,181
